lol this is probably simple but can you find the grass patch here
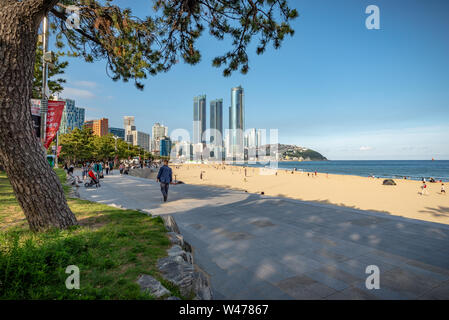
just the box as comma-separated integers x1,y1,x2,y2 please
0,169,175,299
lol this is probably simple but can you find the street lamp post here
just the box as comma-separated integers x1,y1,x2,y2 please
39,15,49,147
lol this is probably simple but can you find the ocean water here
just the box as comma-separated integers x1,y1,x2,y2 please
240,160,449,181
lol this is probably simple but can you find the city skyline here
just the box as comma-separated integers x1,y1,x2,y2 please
3,1,449,305
54,0,449,160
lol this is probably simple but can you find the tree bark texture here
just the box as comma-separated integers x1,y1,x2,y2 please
0,0,78,231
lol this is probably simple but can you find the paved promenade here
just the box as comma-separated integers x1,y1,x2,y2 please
77,172,449,299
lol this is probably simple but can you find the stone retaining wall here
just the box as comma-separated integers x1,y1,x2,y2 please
159,215,213,300
71,178,212,299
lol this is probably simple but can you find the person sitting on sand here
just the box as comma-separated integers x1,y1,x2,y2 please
442,183,446,194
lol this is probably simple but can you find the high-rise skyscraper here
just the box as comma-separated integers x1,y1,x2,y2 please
124,116,134,127
210,99,223,146
152,123,168,140
59,99,85,134
151,122,168,153
123,115,150,150
193,95,206,144
247,128,258,148
229,86,245,155
84,118,109,136
159,137,172,157
228,106,232,131
124,116,135,144
135,131,151,151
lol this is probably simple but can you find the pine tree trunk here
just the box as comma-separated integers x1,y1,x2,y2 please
0,0,77,231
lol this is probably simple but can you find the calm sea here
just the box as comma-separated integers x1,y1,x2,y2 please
240,160,449,181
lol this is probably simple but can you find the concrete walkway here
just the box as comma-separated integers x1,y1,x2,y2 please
77,172,449,299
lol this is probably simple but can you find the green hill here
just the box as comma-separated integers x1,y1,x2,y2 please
262,144,327,161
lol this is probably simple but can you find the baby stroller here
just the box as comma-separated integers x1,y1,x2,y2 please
85,169,101,188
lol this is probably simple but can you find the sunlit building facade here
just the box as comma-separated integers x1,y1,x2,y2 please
193,95,206,144
229,86,245,156
210,99,223,146
59,99,85,134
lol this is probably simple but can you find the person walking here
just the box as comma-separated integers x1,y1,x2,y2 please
105,162,110,175
157,160,173,202
119,163,124,175
109,161,114,175
82,163,88,180
421,181,428,195
99,162,103,178
93,161,99,179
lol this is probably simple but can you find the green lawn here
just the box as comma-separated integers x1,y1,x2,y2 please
0,169,177,299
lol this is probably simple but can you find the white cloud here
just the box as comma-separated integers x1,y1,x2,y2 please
73,80,98,89
62,87,95,99
359,146,373,151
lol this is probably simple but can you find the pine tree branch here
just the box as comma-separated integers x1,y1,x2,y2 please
49,7,101,45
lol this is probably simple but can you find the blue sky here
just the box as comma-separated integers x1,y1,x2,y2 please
54,0,449,160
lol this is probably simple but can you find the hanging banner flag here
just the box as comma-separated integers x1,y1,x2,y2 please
57,146,62,157
44,100,65,149
31,99,41,138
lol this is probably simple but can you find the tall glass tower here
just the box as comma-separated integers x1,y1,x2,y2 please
229,86,244,154
210,99,223,146
193,95,206,144
59,99,85,134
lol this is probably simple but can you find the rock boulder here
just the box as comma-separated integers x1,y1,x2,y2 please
136,274,170,298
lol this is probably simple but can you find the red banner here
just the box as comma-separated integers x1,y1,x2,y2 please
44,101,65,149
57,146,62,157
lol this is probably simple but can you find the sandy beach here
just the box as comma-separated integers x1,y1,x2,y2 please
171,164,449,225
